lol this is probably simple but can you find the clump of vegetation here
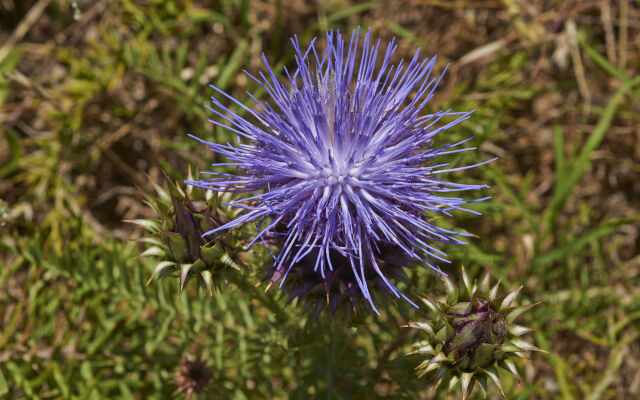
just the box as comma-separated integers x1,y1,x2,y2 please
1,1,638,399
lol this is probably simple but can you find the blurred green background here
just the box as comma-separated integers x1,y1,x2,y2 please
1,0,639,399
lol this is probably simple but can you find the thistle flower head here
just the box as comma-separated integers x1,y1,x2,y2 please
128,171,244,294
188,29,492,313
172,355,213,400
406,267,542,399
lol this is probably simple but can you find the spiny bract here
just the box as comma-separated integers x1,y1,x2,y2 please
406,267,541,399
187,28,492,313
128,171,244,295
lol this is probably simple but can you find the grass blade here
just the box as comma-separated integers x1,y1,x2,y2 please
534,216,640,266
579,37,640,100
547,77,640,219
486,166,537,232
216,40,248,91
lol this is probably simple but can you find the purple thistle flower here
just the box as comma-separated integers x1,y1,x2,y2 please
187,28,493,314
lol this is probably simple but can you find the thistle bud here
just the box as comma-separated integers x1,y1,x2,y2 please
406,266,541,399
127,169,244,295
172,355,213,400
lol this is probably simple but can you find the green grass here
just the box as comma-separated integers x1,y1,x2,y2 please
1,0,639,399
